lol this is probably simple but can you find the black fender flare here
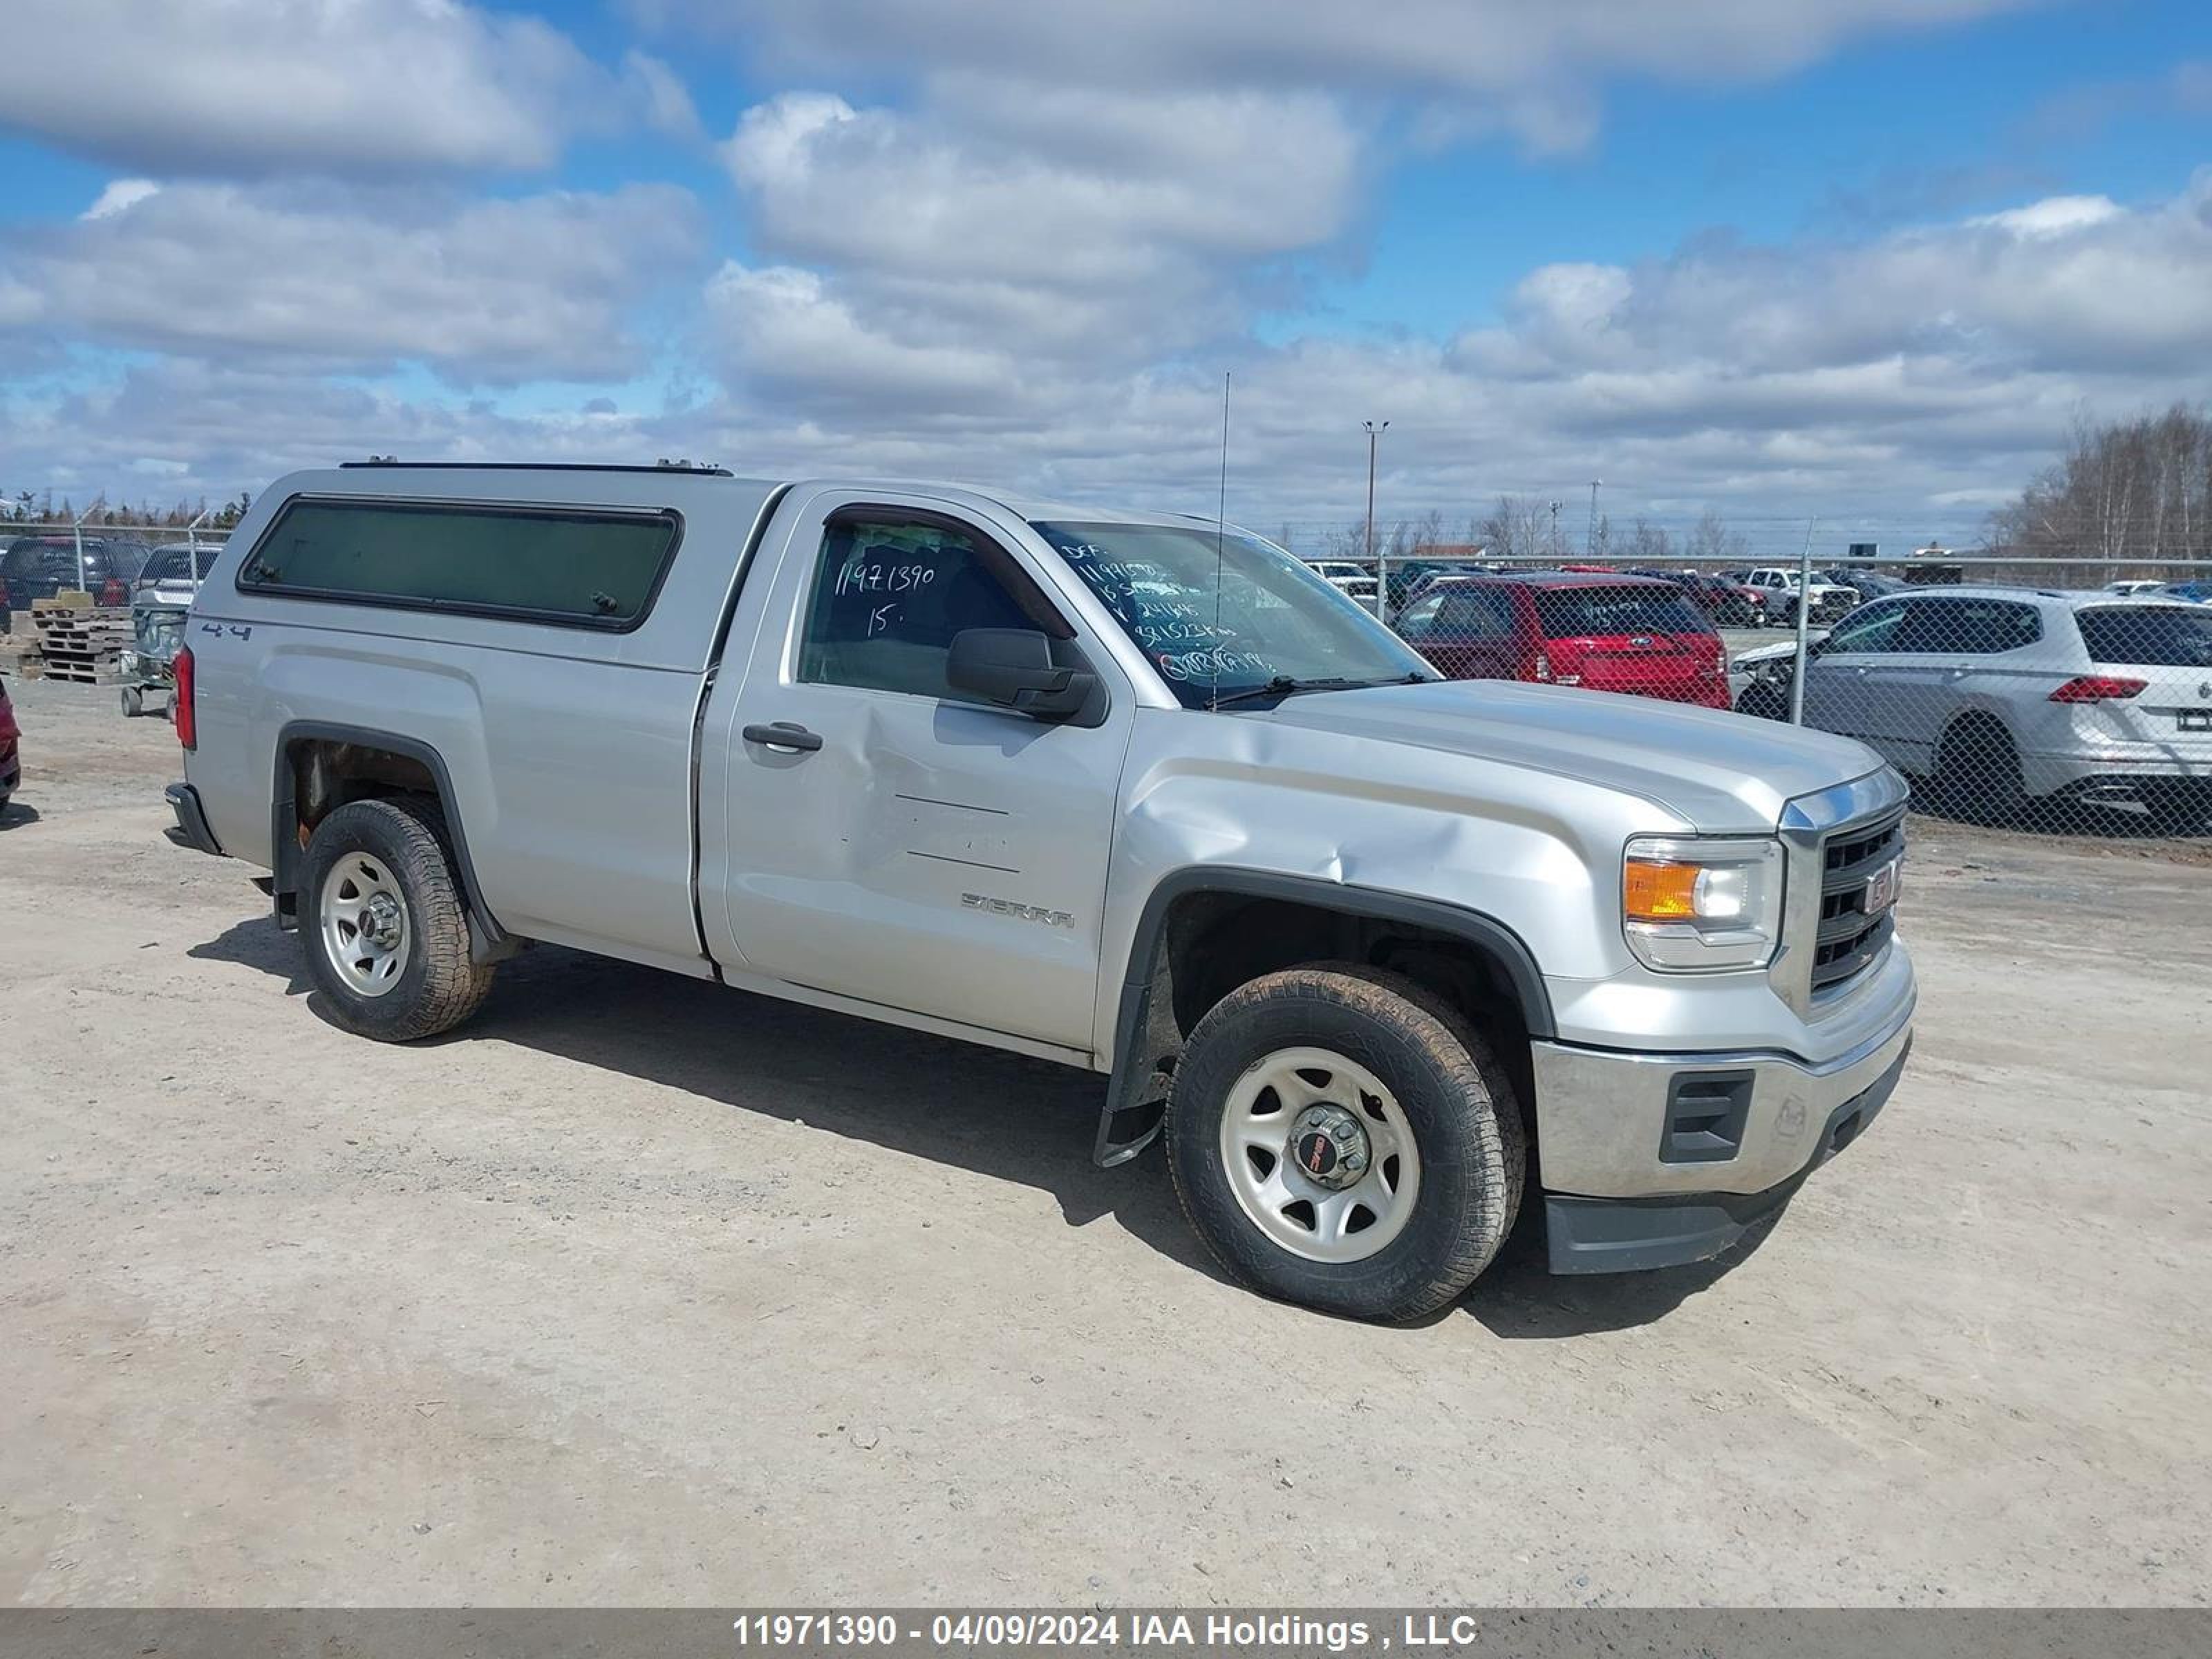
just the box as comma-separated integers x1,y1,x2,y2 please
1094,866,1555,1166
270,720,514,965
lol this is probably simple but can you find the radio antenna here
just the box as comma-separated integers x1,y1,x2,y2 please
1210,370,1230,712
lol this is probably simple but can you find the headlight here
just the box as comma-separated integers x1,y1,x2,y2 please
1622,836,1785,972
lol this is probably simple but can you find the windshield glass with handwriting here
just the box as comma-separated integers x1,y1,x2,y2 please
1030,521,1432,708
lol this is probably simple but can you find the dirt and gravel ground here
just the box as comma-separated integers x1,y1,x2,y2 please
2,673,2208,1608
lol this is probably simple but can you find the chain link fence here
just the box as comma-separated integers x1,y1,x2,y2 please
1,521,233,632
1301,547,2212,852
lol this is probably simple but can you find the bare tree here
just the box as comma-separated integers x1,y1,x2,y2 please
1477,494,1550,562
1985,402,2212,577
1624,517,1674,564
1684,509,1750,565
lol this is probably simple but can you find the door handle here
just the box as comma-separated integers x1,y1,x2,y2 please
742,721,823,753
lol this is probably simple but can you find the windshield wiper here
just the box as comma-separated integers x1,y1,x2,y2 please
1210,672,1430,708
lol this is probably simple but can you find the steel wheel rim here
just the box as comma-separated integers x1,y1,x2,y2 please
1217,1045,1422,1264
319,852,410,998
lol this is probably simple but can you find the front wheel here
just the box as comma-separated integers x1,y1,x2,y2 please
120,686,143,718
299,796,495,1041
1165,964,1525,1321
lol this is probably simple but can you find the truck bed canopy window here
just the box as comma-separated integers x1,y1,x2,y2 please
236,497,679,628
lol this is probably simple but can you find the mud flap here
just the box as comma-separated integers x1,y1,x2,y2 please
1092,1098,1165,1168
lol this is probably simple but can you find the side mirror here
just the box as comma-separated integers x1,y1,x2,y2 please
947,628,1096,720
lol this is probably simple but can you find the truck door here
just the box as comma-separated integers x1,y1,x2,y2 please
711,494,1130,1054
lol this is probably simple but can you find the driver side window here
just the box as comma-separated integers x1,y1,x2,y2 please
798,513,1063,704
1825,601,1909,655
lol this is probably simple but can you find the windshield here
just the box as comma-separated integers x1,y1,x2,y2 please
1031,520,1434,708
2077,605,2212,667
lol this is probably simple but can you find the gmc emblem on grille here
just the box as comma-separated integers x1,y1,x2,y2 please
1863,857,1903,917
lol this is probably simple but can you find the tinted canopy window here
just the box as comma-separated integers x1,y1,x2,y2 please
2077,606,2212,668
1532,585,1711,638
239,498,678,626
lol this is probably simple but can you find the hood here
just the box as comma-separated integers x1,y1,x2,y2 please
1734,631,1828,666
1246,679,1885,832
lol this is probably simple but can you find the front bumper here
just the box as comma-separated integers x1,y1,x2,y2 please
1543,1038,1908,1273
1528,979,1914,1273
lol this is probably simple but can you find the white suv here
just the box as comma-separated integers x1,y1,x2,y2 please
1737,588,2212,828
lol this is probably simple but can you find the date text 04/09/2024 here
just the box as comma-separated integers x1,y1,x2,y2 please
730,1611,1497,1651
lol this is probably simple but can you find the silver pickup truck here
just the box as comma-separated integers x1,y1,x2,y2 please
165,462,1915,1320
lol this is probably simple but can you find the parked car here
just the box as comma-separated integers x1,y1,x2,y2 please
1821,568,1907,600
1304,559,1379,607
2159,580,2212,606
133,542,220,607
1630,568,1765,627
167,462,1915,1320
2106,580,2168,597
1394,571,1733,709
0,669,17,808
1,534,152,625
1734,588,2212,827
1742,566,1859,626
1381,556,1490,618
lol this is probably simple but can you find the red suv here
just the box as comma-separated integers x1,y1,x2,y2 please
1394,571,1732,709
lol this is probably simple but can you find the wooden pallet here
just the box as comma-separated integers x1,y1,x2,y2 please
28,659,124,685
20,601,131,684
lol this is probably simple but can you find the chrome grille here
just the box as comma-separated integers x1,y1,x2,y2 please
1810,809,1905,995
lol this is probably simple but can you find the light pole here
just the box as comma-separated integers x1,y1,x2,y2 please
1363,420,1389,617
1586,479,1602,556
1362,421,1388,564
1548,499,1563,561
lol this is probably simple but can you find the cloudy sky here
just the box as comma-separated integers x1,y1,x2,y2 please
2,0,2209,550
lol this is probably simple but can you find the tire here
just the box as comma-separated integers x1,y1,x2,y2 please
1735,682,1788,722
1165,962,1526,1322
298,796,495,1041
120,686,142,718
2144,787,2212,835
1933,716,2025,825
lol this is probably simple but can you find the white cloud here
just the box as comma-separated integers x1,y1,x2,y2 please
646,0,2038,153
621,51,704,141
1971,195,2122,236
3,182,704,383
2,0,613,175
81,180,162,221
718,85,1362,379
12,174,2210,543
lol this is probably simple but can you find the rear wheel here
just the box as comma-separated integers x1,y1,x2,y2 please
1165,964,1525,1322
299,796,494,1041
2144,785,2212,834
120,686,143,718
1933,716,2025,825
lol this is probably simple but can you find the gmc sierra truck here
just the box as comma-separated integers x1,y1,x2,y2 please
165,462,1915,1320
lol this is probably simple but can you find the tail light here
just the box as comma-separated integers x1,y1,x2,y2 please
1530,649,1553,683
2048,675,2146,704
100,577,128,607
174,644,196,750
1709,641,1729,677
